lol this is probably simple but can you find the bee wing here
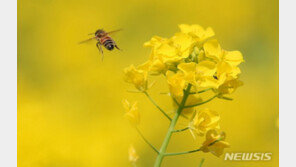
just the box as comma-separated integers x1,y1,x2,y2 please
106,29,123,35
78,37,96,44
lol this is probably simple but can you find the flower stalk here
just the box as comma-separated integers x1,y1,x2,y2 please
154,84,192,167
163,137,223,156
189,88,212,94
172,127,189,133
184,94,218,108
144,91,172,121
199,158,205,167
164,148,201,156
135,127,159,154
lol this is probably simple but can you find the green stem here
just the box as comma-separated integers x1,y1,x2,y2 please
198,88,212,93
153,84,192,167
132,162,137,167
219,96,233,101
199,158,205,167
136,127,159,154
172,127,189,133
164,148,201,156
164,138,222,156
172,96,180,106
184,94,218,108
189,88,212,94
144,91,172,121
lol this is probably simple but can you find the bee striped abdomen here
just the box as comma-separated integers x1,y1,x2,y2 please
100,36,115,50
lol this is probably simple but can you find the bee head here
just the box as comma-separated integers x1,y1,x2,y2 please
95,29,106,37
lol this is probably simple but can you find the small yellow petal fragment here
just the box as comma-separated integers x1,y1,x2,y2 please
128,145,139,163
122,99,140,125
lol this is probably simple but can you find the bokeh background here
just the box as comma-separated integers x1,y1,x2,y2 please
18,0,278,166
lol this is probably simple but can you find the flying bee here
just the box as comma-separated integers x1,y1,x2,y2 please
79,29,121,60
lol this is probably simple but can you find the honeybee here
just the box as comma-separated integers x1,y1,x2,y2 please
79,29,121,60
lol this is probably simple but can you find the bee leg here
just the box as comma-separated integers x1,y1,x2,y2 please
96,42,104,61
114,45,120,50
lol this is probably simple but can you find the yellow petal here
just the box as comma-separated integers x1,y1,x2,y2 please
178,62,196,73
178,62,197,85
197,77,220,89
204,27,215,40
171,32,195,58
178,24,215,41
208,141,230,157
218,79,243,94
203,40,223,61
191,108,220,136
201,129,229,156
137,61,151,71
128,145,139,163
144,36,167,48
166,71,186,97
149,59,167,75
124,65,148,91
155,43,181,63
123,100,140,125
223,50,244,66
196,60,217,77
122,99,130,111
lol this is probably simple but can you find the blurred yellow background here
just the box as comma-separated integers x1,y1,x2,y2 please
18,0,278,166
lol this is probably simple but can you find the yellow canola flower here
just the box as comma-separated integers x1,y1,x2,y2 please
144,36,168,48
177,62,222,89
149,59,168,75
155,43,181,63
136,58,168,75
166,68,203,100
203,39,244,67
175,54,243,91
143,33,196,75
216,53,244,80
177,62,197,85
124,64,148,91
203,40,244,67
128,145,139,163
145,36,180,63
143,39,174,75
150,41,189,64
179,24,215,42
200,40,244,89
200,129,230,157
196,61,217,77
122,99,140,125
189,108,220,137
203,40,223,61
171,32,196,58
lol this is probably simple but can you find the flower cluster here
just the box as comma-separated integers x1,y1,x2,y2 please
124,24,243,96
123,24,244,166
